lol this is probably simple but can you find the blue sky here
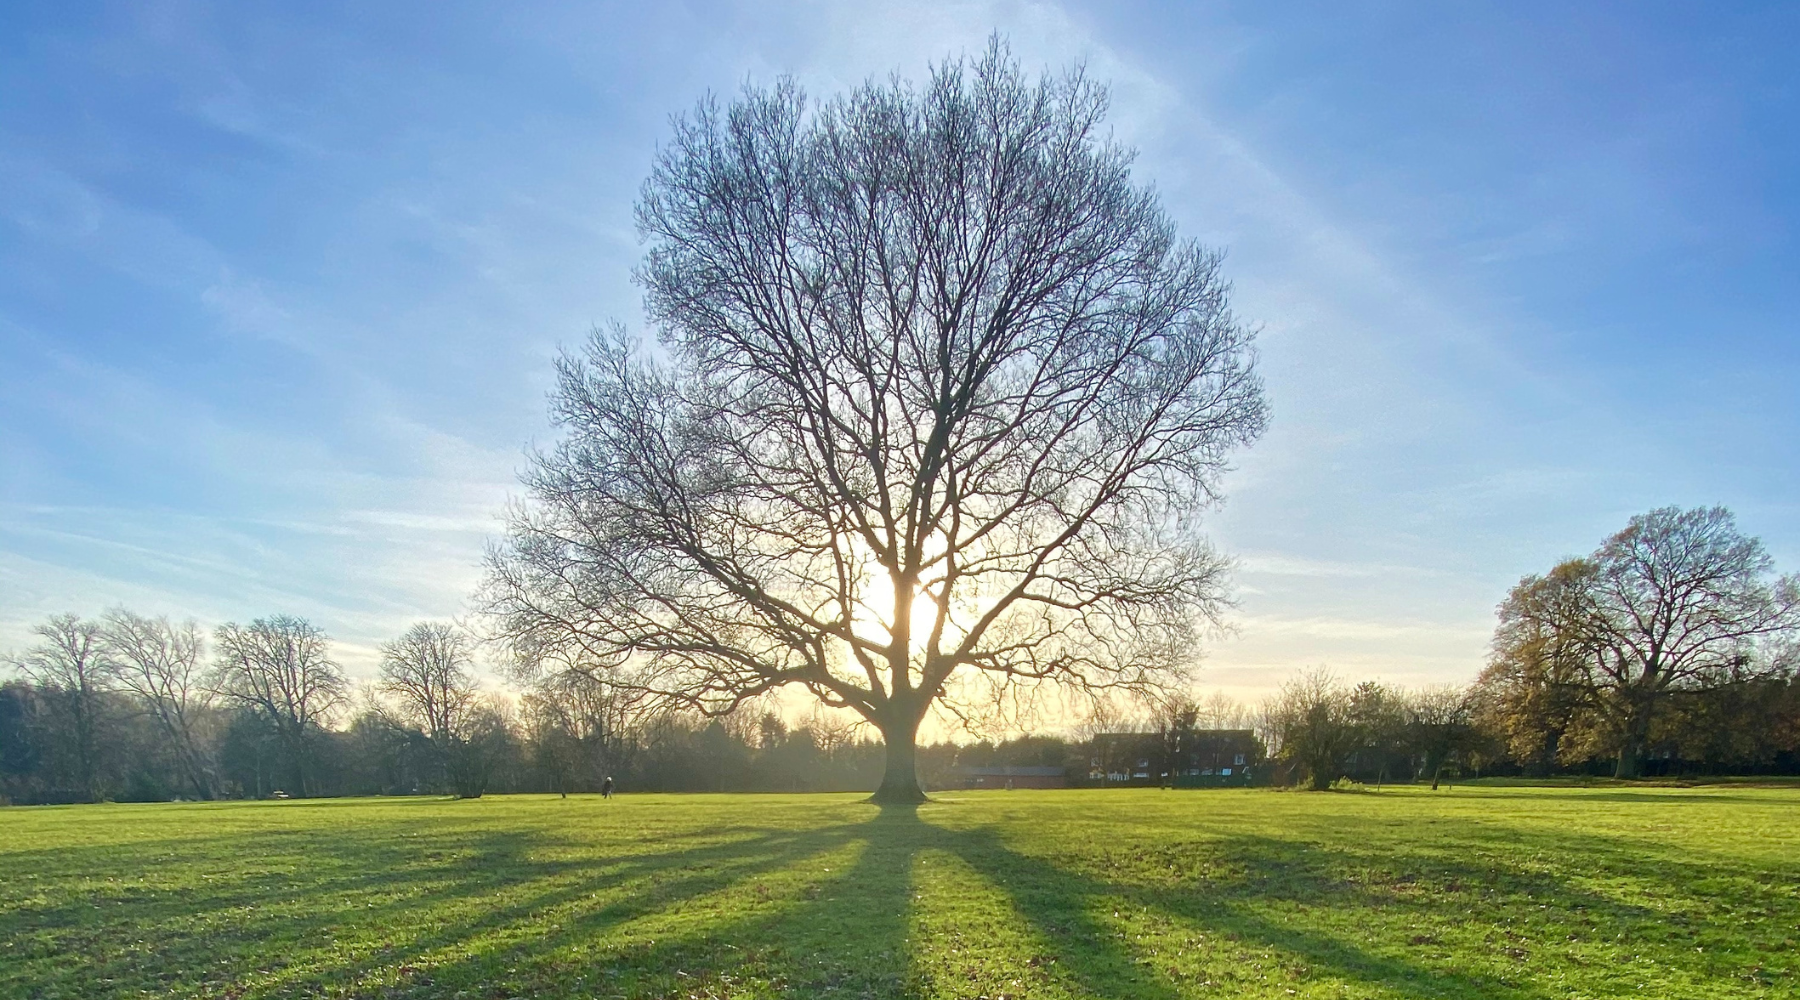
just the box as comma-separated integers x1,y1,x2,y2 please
3,1,1796,703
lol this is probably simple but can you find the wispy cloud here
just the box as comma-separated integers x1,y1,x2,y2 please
3,0,1796,698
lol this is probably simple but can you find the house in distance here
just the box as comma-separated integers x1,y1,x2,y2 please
951,765,1069,789
1088,730,1266,787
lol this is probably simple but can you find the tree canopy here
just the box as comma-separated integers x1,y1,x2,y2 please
484,42,1266,801
1483,506,1799,778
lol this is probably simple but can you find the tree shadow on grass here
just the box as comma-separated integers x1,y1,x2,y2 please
917,811,1795,1000
1,812,870,999
334,820,883,996
7,797,1789,999
903,811,1562,1000
1432,786,1800,807
385,805,1577,999
357,802,928,999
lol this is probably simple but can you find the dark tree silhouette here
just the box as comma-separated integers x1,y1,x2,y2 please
485,42,1266,802
13,614,111,801
212,615,344,796
102,609,216,799
379,622,497,798
1262,669,1358,791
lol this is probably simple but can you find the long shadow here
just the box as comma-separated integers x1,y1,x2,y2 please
939,825,1552,999
874,809,1544,1000
608,802,927,997
916,812,1788,1000
362,802,927,999
8,795,1791,998
1435,787,1800,806
307,819,870,996
1,810,870,999
398,806,1577,1000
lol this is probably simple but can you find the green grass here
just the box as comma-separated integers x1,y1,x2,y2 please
2,786,1795,999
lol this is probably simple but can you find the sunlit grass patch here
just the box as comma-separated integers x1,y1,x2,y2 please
2,786,1795,998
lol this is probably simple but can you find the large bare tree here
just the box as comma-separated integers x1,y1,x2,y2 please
212,615,345,796
485,43,1266,802
102,609,216,799
1496,507,1799,778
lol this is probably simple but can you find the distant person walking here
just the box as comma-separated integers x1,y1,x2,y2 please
600,775,614,799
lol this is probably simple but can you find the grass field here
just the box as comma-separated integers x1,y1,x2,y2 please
2,785,1796,999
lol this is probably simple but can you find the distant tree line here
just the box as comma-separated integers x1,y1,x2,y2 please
0,612,906,804
5,506,1793,803
1259,507,1800,788
0,601,1204,802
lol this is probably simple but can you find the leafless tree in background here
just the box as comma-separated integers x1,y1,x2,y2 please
13,613,111,800
520,667,659,795
1197,689,1250,730
1069,696,1134,745
1260,668,1358,791
102,609,216,799
485,41,1266,802
379,623,478,750
379,622,505,797
212,615,344,796
1498,506,1799,778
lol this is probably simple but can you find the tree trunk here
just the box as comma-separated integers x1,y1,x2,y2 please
1613,746,1638,780
1614,699,1654,779
290,730,311,797
1532,728,1562,778
169,722,214,800
871,710,926,804
181,751,214,801
73,691,98,803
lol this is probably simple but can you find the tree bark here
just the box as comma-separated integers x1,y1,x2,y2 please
871,709,927,804
1533,729,1562,778
1613,697,1653,779
178,747,214,801
289,731,311,798
1613,744,1638,780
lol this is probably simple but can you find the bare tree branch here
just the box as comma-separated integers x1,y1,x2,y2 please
211,615,345,797
484,40,1266,802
